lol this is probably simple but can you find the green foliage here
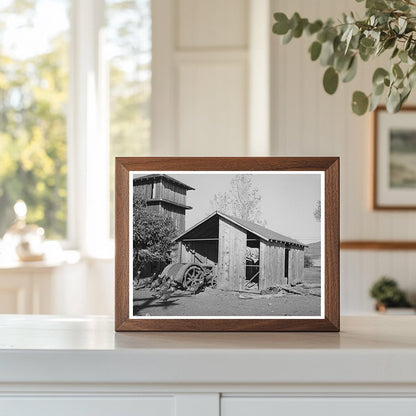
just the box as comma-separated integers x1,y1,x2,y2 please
0,3,69,238
369,276,411,307
323,67,339,94
0,0,151,239
272,0,416,115
132,191,176,270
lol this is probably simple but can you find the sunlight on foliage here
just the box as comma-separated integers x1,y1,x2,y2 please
0,0,69,238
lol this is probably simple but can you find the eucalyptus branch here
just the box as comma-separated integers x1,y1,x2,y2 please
272,0,416,115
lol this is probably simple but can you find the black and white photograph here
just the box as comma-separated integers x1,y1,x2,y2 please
129,171,324,319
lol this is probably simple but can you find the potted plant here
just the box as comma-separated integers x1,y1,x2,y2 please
369,276,413,312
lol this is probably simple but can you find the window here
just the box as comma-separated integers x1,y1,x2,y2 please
0,0,151,251
106,0,151,237
0,0,70,239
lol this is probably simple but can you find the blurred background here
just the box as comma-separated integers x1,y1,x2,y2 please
0,0,415,316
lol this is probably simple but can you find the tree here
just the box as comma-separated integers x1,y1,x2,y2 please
209,174,266,225
272,0,416,115
132,192,176,273
314,200,321,222
0,2,69,238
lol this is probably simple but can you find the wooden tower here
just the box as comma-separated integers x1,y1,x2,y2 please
133,174,194,234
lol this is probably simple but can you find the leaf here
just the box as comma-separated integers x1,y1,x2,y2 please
393,0,410,11
282,29,293,44
334,52,352,73
366,0,388,10
386,87,401,113
369,92,383,111
352,91,369,115
273,13,290,35
374,82,385,96
342,56,358,83
320,40,335,66
400,87,411,106
405,34,413,51
290,12,301,30
293,18,309,38
323,67,339,94
359,44,374,61
391,47,399,59
398,16,407,34
361,37,375,48
383,37,396,50
342,25,359,53
309,41,322,61
372,67,389,86
399,49,408,63
307,20,323,35
393,63,404,79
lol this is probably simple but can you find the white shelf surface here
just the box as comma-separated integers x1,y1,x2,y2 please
0,315,415,388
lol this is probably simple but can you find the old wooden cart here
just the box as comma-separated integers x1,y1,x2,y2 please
160,262,217,290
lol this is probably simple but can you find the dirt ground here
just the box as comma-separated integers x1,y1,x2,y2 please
132,267,321,317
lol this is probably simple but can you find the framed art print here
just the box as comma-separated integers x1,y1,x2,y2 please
115,157,339,331
374,106,416,209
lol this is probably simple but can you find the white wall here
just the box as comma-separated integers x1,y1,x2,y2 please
80,0,416,316
152,0,252,156
271,0,416,313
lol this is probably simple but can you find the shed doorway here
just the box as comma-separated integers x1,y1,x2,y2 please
244,238,260,291
284,247,290,284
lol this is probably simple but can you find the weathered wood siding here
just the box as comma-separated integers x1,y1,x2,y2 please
161,178,187,205
296,249,305,283
217,218,246,290
259,241,285,290
179,241,218,266
288,248,304,285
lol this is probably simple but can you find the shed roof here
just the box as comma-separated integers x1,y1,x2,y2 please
133,174,195,190
174,211,306,247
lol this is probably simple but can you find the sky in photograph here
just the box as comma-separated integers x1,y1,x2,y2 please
135,172,322,245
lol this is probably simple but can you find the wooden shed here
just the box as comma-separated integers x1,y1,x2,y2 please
173,212,306,291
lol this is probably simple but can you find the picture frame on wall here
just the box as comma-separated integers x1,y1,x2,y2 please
374,106,416,210
115,157,339,332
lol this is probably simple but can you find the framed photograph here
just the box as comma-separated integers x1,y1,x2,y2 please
374,106,416,209
115,157,339,331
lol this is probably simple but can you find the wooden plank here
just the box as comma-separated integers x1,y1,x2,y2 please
218,217,246,290
288,249,295,285
277,245,285,285
298,250,305,283
259,240,267,290
260,242,286,289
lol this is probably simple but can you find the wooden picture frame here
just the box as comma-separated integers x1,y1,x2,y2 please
373,106,416,210
115,157,339,332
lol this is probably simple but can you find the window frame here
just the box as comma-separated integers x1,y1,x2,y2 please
67,0,111,257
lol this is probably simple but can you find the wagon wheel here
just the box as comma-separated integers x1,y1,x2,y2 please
208,274,217,289
183,265,204,289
